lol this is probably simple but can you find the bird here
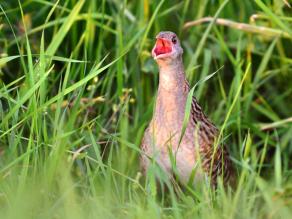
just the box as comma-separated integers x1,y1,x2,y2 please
140,31,234,187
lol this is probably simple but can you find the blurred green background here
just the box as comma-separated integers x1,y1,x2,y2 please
0,0,292,218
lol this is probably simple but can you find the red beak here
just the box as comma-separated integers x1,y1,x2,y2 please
153,38,172,56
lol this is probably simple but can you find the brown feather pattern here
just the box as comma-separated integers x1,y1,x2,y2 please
186,80,234,186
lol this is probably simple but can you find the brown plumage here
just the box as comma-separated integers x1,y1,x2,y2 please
140,31,234,187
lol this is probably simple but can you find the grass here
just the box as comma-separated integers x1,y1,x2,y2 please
0,0,292,218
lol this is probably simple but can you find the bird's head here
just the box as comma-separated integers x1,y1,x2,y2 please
152,31,183,62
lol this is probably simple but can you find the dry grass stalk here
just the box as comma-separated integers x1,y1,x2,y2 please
183,17,291,39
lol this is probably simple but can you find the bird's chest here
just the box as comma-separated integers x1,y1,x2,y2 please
152,97,194,149
151,119,191,148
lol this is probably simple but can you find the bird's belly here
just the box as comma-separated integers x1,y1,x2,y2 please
174,146,204,184
146,133,204,185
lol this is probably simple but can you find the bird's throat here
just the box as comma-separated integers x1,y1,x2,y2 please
157,57,186,92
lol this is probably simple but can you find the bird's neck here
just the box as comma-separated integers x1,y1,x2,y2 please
157,56,186,92
153,57,189,128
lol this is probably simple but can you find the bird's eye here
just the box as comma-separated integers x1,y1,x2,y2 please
172,36,177,44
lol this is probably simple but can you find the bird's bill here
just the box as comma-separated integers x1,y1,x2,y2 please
153,38,172,58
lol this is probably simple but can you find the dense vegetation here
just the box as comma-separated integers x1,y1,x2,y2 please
0,0,291,218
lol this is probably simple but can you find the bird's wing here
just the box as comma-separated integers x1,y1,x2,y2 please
190,96,234,186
